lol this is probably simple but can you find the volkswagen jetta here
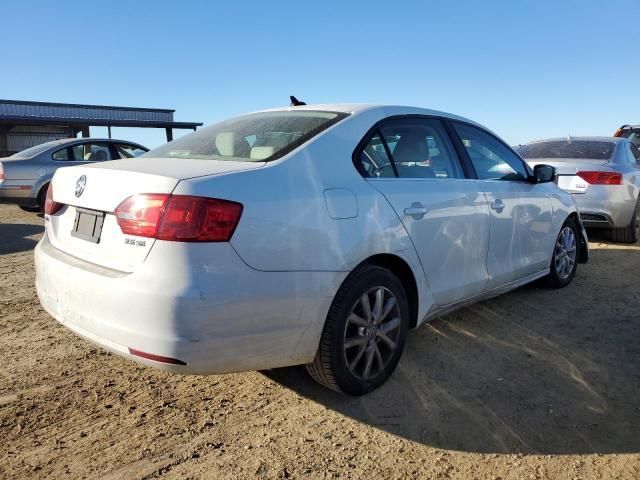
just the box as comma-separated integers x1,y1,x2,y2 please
35,104,588,395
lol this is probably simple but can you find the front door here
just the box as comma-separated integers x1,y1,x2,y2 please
451,122,554,287
356,117,491,306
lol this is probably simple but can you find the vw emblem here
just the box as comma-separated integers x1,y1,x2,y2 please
75,175,87,198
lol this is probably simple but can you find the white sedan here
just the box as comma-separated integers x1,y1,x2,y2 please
35,103,588,395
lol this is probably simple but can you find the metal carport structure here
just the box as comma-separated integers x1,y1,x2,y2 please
0,99,202,156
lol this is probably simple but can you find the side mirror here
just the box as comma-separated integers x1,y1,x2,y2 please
533,164,555,183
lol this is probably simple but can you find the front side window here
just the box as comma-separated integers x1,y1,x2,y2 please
453,122,527,181
144,110,348,162
356,117,464,179
71,143,114,161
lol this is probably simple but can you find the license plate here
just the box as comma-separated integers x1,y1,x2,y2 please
71,207,105,243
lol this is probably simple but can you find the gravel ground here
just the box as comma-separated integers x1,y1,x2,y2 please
0,203,639,479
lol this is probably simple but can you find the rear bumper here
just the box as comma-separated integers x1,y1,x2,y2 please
572,187,636,228
35,234,343,374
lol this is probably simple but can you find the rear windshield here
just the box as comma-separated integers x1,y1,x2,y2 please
9,141,59,159
144,110,349,162
518,140,615,160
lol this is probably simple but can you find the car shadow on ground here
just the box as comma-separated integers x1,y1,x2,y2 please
0,223,44,255
264,245,640,455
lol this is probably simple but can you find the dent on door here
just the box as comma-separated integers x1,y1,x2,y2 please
370,179,491,306
484,183,554,287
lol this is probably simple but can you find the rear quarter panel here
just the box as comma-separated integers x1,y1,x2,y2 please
170,110,433,322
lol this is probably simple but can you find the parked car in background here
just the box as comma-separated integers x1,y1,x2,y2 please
518,137,640,243
614,124,640,149
0,138,148,212
35,104,588,395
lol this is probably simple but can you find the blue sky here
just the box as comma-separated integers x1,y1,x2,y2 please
1,0,638,148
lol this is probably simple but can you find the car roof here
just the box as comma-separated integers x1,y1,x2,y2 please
254,103,482,126
525,136,625,145
48,137,145,146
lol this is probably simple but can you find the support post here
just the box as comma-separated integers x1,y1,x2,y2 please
165,128,173,142
107,126,112,139
81,126,90,138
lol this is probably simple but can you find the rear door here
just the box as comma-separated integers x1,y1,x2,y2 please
450,122,554,286
357,116,490,306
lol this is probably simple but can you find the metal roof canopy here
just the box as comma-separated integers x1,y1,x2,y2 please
0,99,202,142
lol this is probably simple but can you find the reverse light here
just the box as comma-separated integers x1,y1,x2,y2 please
576,171,622,185
44,183,63,215
115,194,243,242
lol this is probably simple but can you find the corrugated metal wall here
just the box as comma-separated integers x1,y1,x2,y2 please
5,126,71,153
0,100,174,123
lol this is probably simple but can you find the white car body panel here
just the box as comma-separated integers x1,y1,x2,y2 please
369,178,490,306
35,104,583,375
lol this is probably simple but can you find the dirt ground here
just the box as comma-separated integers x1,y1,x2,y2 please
0,203,639,480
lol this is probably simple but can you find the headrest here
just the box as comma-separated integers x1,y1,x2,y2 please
250,146,275,160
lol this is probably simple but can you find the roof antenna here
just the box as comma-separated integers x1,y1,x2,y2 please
290,95,306,106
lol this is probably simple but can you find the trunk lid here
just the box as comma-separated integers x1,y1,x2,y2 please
526,158,610,193
47,157,264,272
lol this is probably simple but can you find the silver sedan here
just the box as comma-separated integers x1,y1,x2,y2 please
0,138,148,212
519,136,640,243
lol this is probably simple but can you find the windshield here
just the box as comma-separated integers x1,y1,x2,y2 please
518,140,615,160
10,141,60,159
144,110,349,162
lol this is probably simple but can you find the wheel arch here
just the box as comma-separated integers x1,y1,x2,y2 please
356,253,420,329
566,211,589,263
35,181,50,207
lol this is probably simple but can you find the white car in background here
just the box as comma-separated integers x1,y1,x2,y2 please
519,137,640,243
35,104,588,395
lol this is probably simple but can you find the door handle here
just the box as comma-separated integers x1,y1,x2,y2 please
490,199,505,212
404,203,428,218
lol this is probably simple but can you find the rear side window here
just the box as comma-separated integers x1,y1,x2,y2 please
618,128,640,149
52,148,70,161
70,143,114,161
518,140,615,160
452,122,528,181
356,117,464,179
116,143,147,158
357,132,396,177
144,111,349,162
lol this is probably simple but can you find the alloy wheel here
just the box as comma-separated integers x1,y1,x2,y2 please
343,286,402,380
554,226,577,280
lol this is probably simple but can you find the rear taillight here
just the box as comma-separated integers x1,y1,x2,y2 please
44,183,63,215
114,194,169,238
0,162,4,180
576,171,622,185
115,194,243,242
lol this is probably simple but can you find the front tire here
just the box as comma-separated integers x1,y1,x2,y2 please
306,265,409,396
611,199,640,244
545,217,580,289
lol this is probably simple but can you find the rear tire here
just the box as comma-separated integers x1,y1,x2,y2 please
545,217,580,289
19,205,40,213
306,265,409,396
611,200,640,244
